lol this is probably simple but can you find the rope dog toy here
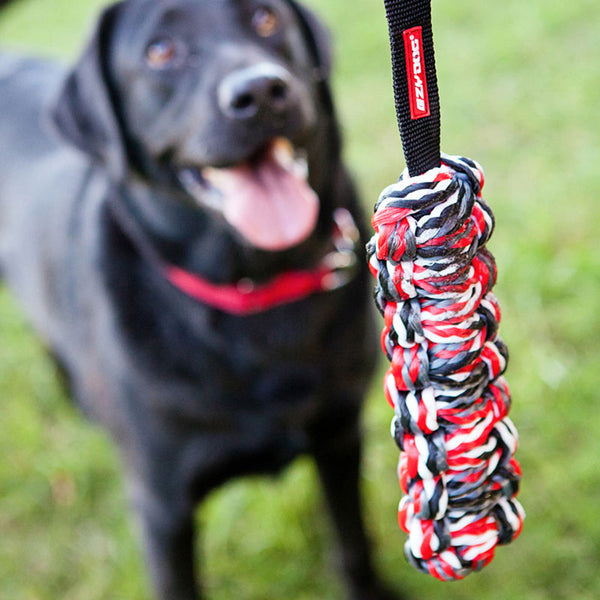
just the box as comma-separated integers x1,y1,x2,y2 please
367,0,525,580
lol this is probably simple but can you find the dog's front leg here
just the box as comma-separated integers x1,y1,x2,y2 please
126,474,200,600
309,410,404,600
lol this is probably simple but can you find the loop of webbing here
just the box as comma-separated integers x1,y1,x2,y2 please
383,0,441,176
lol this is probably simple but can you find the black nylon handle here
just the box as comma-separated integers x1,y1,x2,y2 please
383,0,441,176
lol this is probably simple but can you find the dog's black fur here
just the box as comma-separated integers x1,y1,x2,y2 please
0,1,399,598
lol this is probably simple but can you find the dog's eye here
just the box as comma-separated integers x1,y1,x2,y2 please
146,37,179,69
252,6,280,38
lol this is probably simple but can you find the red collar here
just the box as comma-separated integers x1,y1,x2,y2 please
164,208,360,315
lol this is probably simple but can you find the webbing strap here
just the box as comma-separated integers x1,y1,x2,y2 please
383,0,441,176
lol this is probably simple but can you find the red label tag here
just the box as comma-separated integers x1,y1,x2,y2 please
403,26,430,120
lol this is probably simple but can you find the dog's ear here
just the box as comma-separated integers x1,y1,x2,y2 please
49,3,126,180
287,1,332,81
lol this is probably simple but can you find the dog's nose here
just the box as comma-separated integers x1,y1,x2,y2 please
218,63,293,119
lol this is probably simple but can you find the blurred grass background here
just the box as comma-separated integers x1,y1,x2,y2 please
1,0,599,598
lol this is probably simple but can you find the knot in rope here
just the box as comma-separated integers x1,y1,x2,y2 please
367,154,524,580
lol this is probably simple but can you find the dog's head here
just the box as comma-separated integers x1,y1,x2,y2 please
51,0,339,253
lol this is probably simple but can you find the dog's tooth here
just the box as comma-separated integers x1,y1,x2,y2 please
202,166,229,186
271,139,309,181
272,137,294,155
272,138,295,170
293,153,308,180
179,168,222,209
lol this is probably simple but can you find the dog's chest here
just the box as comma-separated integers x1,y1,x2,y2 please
117,284,341,416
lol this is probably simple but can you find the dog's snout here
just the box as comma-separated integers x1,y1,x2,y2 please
218,63,293,119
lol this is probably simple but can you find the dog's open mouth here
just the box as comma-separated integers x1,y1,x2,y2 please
178,138,319,252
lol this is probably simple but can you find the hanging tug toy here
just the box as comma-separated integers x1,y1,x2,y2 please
366,0,525,580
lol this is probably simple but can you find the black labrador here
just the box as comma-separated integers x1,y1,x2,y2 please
0,1,399,598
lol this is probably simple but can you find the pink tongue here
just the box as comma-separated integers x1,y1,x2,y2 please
208,154,319,251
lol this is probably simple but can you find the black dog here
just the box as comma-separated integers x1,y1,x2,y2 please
0,1,399,598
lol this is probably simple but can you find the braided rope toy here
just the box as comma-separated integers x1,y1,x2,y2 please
369,0,525,581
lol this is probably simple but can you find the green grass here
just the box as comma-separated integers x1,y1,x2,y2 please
1,0,600,598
